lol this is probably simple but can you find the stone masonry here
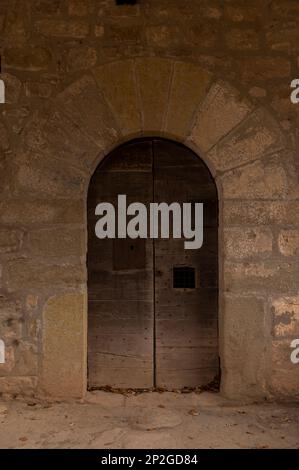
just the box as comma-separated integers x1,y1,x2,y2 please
0,0,298,401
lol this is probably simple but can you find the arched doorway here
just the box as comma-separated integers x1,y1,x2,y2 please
87,138,219,390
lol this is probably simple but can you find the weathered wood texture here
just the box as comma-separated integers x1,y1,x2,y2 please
88,141,154,388
153,140,219,388
87,139,219,389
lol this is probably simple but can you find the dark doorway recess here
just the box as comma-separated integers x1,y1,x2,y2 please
87,138,219,390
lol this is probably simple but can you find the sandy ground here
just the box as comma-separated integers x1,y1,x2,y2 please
0,391,298,449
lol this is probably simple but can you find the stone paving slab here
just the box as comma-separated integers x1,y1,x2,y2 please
0,392,298,449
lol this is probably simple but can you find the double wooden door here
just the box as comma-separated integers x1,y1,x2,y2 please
88,139,218,390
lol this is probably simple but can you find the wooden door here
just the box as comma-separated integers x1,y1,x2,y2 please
87,139,219,390
153,140,219,389
87,141,154,389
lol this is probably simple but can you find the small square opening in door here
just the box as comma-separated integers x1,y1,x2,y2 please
173,266,196,289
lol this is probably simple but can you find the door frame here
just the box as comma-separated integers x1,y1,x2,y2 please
86,137,220,390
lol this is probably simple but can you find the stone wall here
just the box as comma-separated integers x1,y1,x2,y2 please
0,0,298,400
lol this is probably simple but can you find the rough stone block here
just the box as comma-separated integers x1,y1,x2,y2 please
33,0,62,16
165,61,212,138
26,294,38,311
0,122,10,151
104,17,142,45
4,0,30,43
226,28,259,50
24,80,53,98
25,310,41,341
145,25,184,49
207,109,285,172
145,19,218,49
0,14,3,32
39,293,87,398
221,294,269,398
271,339,299,399
0,377,37,396
187,20,218,48
221,158,289,200
98,3,140,18
15,148,86,199
93,60,141,135
249,86,267,98
0,230,23,253
2,107,30,135
278,230,299,256
189,81,252,153
41,109,101,171
12,341,38,377
57,75,120,150
4,47,52,71
35,19,89,38
25,228,85,258
270,0,299,17
240,57,291,83
223,201,299,227
68,0,91,16
271,296,299,339
94,24,104,37
0,157,7,196
0,298,22,342
224,3,262,22
67,47,97,71
0,345,15,374
224,227,273,260
224,260,299,293
0,73,22,104
22,109,51,150
266,20,299,52
5,260,85,291
4,340,38,377
223,295,268,357
0,200,84,226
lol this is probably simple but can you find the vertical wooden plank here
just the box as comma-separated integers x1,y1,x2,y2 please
87,141,154,389
153,139,219,389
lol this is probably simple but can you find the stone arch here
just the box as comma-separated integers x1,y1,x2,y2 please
7,57,298,400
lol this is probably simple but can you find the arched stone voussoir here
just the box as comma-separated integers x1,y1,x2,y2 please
42,108,104,172
134,57,174,133
20,106,103,175
219,153,290,201
92,59,142,137
21,107,53,151
164,60,213,139
93,58,215,144
187,79,253,155
206,107,287,174
55,74,121,151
